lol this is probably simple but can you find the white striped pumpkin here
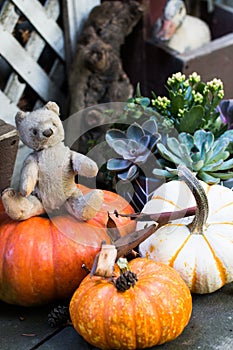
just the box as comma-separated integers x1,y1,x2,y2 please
138,165,233,294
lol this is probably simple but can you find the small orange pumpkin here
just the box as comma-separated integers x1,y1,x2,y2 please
0,186,135,306
70,257,192,350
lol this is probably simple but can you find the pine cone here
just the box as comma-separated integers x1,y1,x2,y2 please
47,305,70,327
115,271,138,292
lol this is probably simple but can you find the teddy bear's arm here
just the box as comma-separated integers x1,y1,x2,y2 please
70,151,98,177
20,154,39,197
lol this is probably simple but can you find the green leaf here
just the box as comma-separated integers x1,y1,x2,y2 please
136,83,141,97
195,81,206,94
157,143,182,164
178,133,194,152
209,171,233,180
165,166,179,175
194,130,214,154
152,168,175,178
184,85,192,102
179,143,193,168
219,130,233,142
198,172,220,184
212,157,233,171
208,139,230,162
170,94,185,115
191,152,202,163
192,159,204,171
166,138,182,156
178,106,204,133
202,160,224,171
135,97,151,107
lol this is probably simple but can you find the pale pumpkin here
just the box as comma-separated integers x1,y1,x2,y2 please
70,257,192,349
138,165,233,294
0,186,135,306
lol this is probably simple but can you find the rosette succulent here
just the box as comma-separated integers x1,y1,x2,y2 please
151,72,225,136
153,129,233,184
106,119,160,181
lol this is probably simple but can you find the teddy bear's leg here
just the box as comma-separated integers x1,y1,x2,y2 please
65,189,104,221
1,188,45,221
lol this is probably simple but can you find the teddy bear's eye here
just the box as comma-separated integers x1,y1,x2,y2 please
32,129,38,136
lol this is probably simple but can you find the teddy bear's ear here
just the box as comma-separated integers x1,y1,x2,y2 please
15,111,26,128
45,101,60,115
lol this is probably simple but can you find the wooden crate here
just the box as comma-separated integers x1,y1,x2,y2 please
0,120,19,192
143,3,233,98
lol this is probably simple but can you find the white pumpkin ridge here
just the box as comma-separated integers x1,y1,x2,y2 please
138,165,233,294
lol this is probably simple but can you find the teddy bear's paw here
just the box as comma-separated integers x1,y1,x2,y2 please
1,187,16,198
1,190,45,221
66,189,104,221
82,189,104,220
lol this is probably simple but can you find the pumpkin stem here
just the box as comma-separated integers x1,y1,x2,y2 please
115,270,138,291
177,164,209,234
91,242,117,277
114,258,138,291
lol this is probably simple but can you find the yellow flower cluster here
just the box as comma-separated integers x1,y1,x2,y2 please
151,96,170,110
205,78,224,99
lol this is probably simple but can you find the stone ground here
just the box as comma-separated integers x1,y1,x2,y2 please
0,282,232,350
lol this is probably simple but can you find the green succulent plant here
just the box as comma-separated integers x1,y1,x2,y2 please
104,84,174,134
151,72,226,136
153,129,233,184
106,119,160,181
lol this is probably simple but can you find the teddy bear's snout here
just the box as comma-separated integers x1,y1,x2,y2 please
43,128,53,138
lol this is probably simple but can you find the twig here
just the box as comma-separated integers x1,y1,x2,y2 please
114,206,196,225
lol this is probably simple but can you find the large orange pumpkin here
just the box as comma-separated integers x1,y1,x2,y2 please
70,258,192,349
0,186,135,306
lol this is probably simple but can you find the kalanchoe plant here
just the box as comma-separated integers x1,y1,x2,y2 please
107,83,174,134
153,129,233,184
151,72,225,136
106,119,160,181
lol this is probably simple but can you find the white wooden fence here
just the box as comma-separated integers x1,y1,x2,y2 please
0,0,100,126
0,0,68,125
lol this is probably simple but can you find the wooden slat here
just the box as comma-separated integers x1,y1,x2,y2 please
4,75,24,104
0,91,19,125
3,0,64,105
63,0,100,67
11,0,65,60
0,1,19,31
0,27,66,104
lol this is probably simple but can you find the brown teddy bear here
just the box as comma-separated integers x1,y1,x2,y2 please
1,101,103,221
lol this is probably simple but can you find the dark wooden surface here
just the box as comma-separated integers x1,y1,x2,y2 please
0,120,19,192
1,282,232,350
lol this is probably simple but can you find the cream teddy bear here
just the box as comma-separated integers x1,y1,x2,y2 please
1,101,103,221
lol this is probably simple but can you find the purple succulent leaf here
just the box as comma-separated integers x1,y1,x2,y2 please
127,139,145,155
127,136,150,156
106,129,127,146
142,119,158,134
134,149,151,163
126,123,145,141
139,134,150,148
148,133,161,151
118,164,139,181
107,158,132,171
110,139,129,156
